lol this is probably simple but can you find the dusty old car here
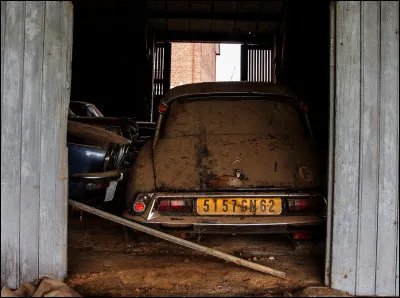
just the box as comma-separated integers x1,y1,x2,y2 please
69,101,104,117
68,103,155,161
68,120,131,207
123,82,326,237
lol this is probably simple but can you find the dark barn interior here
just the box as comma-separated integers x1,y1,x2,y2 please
71,1,330,145
67,1,331,295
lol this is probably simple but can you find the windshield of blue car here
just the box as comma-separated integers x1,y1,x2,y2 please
88,105,104,117
161,97,307,138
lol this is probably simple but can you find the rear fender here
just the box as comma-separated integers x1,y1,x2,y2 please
126,138,155,208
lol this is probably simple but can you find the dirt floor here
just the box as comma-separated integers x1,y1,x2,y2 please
65,208,326,297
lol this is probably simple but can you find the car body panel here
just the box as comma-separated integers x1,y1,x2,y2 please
124,82,325,233
153,99,319,191
67,120,130,150
126,139,155,208
67,121,130,203
67,143,105,175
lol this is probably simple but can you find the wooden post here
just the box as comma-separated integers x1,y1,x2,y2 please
1,1,73,288
68,199,286,279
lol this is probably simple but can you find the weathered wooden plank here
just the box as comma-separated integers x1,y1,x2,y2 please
355,1,380,295
1,1,5,88
325,0,336,286
69,199,287,279
1,1,25,289
397,217,399,297
376,1,399,295
331,1,361,294
38,1,64,280
19,1,45,284
52,1,73,280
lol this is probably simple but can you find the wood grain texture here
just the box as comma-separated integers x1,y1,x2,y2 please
325,0,335,286
1,1,72,287
38,1,69,280
53,1,73,280
355,1,380,295
331,1,361,293
1,1,25,289
331,1,399,295
375,1,399,295
19,1,45,284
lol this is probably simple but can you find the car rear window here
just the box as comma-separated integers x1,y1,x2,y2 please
161,97,305,138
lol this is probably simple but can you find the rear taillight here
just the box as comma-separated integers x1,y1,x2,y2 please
131,193,153,214
159,200,170,211
133,202,146,212
300,102,309,112
171,200,186,211
158,103,168,114
158,199,186,212
293,231,313,240
287,198,321,212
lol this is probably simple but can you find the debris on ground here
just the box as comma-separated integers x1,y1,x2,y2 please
292,286,353,297
1,278,81,297
67,210,326,296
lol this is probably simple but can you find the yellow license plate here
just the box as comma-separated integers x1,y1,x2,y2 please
197,198,282,215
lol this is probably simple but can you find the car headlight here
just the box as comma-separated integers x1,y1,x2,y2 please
115,144,130,168
105,126,138,141
104,143,130,171
103,144,114,171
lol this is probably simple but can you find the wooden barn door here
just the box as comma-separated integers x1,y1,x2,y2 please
328,1,399,296
1,1,73,288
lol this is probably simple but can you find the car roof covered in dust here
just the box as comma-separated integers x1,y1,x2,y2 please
161,82,299,105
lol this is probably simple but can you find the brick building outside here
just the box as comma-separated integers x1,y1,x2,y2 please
170,42,219,88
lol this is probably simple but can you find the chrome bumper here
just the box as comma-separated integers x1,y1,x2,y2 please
70,169,122,183
131,191,324,220
123,191,326,233
122,211,324,234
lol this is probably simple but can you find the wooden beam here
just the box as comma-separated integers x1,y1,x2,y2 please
148,10,280,22
68,199,286,279
154,31,274,45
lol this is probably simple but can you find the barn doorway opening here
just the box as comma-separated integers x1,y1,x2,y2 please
66,1,331,296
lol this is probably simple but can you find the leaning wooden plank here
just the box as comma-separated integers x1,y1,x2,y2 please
68,199,286,279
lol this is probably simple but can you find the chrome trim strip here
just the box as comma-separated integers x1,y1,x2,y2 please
141,191,323,220
153,191,321,198
123,211,324,227
70,169,122,183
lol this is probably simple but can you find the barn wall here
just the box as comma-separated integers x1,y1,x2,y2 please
1,1,73,288
330,1,399,295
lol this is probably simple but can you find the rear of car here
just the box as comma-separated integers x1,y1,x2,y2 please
123,83,326,235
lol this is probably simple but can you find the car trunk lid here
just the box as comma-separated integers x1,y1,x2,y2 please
153,98,320,191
